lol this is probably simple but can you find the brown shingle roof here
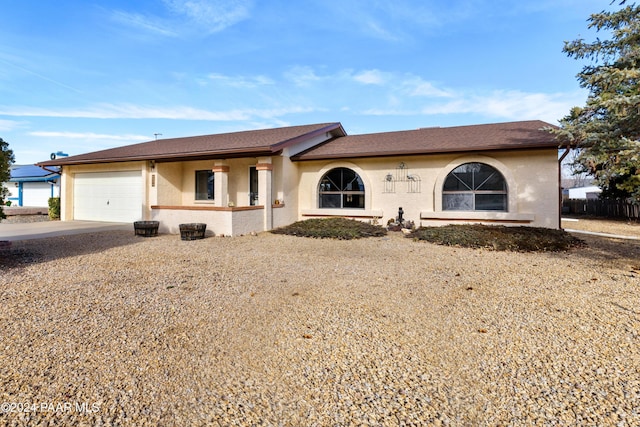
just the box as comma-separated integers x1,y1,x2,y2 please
38,123,345,166
292,120,558,161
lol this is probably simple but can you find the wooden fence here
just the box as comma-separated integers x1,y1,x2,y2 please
563,198,640,220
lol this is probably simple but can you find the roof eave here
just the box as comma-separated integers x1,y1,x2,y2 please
37,147,279,167
291,143,559,161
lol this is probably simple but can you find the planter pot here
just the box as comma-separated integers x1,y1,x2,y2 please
179,223,206,241
134,221,160,237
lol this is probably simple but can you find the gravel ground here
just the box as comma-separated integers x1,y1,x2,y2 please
1,221,639,426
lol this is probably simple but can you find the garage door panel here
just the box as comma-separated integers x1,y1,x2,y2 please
23,182,52,206
74,171,142,222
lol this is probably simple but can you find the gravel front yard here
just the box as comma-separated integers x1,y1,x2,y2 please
1,222,639,426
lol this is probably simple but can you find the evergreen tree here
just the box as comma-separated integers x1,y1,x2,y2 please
0,137,15,219
552,1,640,202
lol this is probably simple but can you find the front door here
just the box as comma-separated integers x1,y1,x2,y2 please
249,166,258,206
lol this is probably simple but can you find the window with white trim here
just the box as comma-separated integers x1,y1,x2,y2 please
318,167,365,209
442,163,507,211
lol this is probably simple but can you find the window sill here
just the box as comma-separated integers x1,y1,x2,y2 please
420,211,534,223
302,208,384,218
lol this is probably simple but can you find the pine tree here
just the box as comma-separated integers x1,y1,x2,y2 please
552,1,640,202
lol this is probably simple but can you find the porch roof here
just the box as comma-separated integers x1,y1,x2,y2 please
292,120,559,161
37,122,345,166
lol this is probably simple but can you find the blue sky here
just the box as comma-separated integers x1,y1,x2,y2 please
0,0,616,164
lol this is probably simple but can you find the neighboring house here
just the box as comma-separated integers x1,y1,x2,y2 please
567,185,602,200
37,120,563,235
3,165,60,207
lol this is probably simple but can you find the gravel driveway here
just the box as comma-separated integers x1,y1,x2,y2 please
1,221,639,426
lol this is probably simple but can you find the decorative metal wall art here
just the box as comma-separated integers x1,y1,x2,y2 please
382,162,421,193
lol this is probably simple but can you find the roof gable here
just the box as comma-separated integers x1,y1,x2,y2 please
292,120,558,161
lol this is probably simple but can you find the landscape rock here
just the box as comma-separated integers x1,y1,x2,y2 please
0,219,638,425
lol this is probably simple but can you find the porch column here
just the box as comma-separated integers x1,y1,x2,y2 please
212,161,229,207
256,158,273,231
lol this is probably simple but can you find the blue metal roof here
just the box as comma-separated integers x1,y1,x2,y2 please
9,165,60,182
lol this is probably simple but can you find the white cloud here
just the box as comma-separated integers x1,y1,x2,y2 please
284,66,324,87
404,78,454,98
112,0,252,37
420,89,587,123
162,0,252,33
363,19,400,41
353,69,389,85
0,103,315,121
110,10,178,37
359,88,587,124
0,119,25,131
208,73,274,88
285,66,452,100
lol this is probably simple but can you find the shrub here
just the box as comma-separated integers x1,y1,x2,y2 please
272,217,387,240
409,224,584,252
48,197,60,220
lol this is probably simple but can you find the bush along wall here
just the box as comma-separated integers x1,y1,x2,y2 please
48,197,60,220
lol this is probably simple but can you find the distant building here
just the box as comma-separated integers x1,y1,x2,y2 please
3,165,60,207
567,185,602,200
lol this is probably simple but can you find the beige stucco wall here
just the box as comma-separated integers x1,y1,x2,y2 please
56,147,560,232
272,155,301,228
155,162,183,206
151,207,264,237
59,161,148,221
150,157,276,236
161,158,270,208
296,149,560,229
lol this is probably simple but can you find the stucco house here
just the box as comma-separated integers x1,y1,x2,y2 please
37,120,562,235
3,164,60,207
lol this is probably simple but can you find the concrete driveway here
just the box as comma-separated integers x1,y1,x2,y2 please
0,221,131,241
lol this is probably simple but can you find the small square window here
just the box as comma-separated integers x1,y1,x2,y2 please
195,170,214,200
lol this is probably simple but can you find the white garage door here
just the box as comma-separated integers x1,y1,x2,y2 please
22,182,52,206
74,171,142,222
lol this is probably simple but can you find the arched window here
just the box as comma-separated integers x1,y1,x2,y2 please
318,167,365,209
443,163,507,211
